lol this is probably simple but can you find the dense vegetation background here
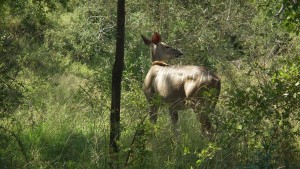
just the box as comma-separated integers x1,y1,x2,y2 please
1,0,299,168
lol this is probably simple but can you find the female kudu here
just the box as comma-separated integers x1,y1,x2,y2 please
141,32,221,137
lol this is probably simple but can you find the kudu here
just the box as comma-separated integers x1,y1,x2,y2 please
141,32,221,137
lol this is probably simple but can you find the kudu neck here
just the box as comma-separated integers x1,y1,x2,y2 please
150,45,171,66
151,61,169,66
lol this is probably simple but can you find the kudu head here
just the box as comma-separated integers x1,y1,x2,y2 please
141,32,183,62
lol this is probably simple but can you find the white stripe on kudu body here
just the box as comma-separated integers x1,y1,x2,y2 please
141,32,221,138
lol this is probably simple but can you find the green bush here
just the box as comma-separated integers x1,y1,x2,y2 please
0,0,300,168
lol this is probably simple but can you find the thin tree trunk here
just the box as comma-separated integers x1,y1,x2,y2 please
109,0,125,168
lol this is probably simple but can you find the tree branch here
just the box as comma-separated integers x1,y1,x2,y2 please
275,3,284,18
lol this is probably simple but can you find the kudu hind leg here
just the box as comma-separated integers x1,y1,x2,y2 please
195,91,218,137
197,113,213,135
194,105,214,139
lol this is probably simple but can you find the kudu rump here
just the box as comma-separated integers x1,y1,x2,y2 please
141,32,221,137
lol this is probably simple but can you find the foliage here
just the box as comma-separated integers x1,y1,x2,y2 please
0,0,299,168
219,55,300,167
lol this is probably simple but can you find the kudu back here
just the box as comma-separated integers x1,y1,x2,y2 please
141,32,221,137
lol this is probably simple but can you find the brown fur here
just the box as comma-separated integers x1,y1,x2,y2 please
151,61,169,66
141,32,220,138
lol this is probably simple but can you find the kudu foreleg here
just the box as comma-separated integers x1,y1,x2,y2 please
169,108,179,138
169,108,178,126
149,105,158,123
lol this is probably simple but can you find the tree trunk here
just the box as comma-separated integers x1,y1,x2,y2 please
109,0,125,168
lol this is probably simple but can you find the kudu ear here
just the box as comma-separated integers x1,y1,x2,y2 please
141,35,152,46
151,32,161,44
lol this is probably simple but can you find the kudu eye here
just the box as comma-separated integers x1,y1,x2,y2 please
166,46,170,49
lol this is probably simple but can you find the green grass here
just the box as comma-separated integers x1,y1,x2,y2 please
1,60,299,168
